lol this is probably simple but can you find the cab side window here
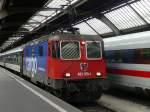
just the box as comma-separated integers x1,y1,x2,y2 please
52,41,60,58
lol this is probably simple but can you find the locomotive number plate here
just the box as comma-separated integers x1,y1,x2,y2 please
77,72,91,77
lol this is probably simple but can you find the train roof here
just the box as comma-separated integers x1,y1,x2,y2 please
104,31,150,50
28,34,103,45
0,47,23,56
48,34,103,40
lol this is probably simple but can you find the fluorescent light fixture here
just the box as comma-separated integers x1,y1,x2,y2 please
28,20,38,23
38,11,55,17
23,26,33,30
32,16,46,22
46,0,68,8
9,37,20,40
6,40,14,43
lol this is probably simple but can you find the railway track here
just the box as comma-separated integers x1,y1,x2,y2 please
98,93,150,112
72,90,150,112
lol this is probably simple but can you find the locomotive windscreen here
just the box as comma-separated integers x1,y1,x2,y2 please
61,41,80,59
86,41,102,59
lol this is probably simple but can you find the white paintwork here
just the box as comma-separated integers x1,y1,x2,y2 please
5,63,20,72
104,31,150,50
107,63,150,72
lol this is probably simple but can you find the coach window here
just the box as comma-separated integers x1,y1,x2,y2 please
7,56,9,62
39,46,43,56
13,55,15,62
17,54,20,63
143,49,150,59
8,55,11,62
16,54,18,63
114,50,122,63
105,51,114,63
13,54,16,62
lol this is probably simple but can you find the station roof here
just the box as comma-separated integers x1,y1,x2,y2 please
1,0,150,52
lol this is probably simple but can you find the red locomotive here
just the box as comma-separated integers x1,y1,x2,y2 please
0,34,106,101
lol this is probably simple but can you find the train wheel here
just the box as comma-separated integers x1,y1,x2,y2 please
53,89,62,98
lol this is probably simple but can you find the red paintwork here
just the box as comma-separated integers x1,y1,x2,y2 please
108,68,150,78
46,39,106,80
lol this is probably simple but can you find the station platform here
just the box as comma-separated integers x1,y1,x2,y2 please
0,67,81,112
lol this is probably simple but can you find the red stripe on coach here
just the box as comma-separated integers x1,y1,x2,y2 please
108,69,150,78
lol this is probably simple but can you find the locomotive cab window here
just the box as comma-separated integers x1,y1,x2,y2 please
52,41,60,58
86,41,102,59
61,41,80,60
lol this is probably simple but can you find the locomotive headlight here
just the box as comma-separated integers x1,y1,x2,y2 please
65,73,71,77
81,41,86,45
96,72,101,77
